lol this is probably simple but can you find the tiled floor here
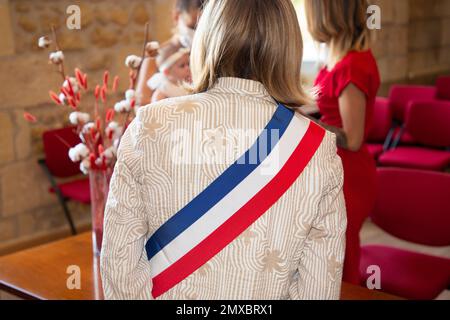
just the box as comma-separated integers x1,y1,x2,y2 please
361,219,450,300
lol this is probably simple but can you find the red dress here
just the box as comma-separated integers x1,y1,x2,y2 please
314,50,380,285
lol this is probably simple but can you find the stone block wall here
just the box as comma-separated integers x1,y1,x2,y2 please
0,0,175,253
372,0,450,94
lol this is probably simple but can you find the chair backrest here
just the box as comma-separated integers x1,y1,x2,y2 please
367,97,392,143
371,168,450,247
42,126,82,178
389,85,437,123
436,76,450,101
405,100,450,148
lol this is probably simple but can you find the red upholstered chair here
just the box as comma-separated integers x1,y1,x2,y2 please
387,85,437,147
366,97,394,160
39,127,91,235
379,100,450,171
360,168,450,300
436,76,450,101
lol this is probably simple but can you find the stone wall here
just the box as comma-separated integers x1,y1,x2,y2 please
0,0,175,254
372,0,450,94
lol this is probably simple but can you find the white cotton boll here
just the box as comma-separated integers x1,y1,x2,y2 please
145,41,160,58
81,122,96,138
49,51,64,64
108,121,119,131
79,113,90,123
80,158,91,175
114,100,131,113
125,89,135,101
94,157,103,167
63,77,79,93
69,112,79,125
148,41,160,50
105,121,122,140
68,143,89,162
125,55,142,69
82,122,95,132
59,93,68,106
69,112,90,125
113,101,123,113
38,36,52,49
103,146,116,160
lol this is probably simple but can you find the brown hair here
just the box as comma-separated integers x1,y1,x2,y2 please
190,0,310,108
175,0,206,12
305,0,372,67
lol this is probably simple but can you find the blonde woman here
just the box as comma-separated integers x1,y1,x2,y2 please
305,0,381,285
101,0,346,300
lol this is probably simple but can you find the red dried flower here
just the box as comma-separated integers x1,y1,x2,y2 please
82,73,88,89
94,85,101,100
90,127,96,140
112,76,119,92
96,117,101,131
75,68,84,88
89,153,96,167
98,144,105,155
67,97,77,109
103,71,109,88
60,87,70,98
66,77,75,97
23,112,37,123
49,90,61,105
106,108,115,122
100,85,107,103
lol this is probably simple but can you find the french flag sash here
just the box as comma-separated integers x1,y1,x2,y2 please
145,104,326,298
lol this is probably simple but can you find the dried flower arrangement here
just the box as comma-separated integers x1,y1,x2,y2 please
25,24,159,175
25,23,160,255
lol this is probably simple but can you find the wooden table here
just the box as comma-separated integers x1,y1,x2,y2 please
0,232,401,300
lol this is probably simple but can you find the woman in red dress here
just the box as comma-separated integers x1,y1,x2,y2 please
305,0,381,284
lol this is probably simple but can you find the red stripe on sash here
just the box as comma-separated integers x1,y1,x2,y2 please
151,122,326,298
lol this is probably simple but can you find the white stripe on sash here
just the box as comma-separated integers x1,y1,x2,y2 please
149,115,309,278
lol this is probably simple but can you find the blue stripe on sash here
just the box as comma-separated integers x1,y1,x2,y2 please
146,104,294,260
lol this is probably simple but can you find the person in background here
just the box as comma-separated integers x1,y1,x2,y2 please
148,42,191,102
136,0,205,106
304,0,380,285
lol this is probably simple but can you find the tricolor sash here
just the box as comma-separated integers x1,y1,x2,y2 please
145,104,325,298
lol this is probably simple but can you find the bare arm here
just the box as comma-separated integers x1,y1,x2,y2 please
309,84,366,152
151,90,168,103
136,57,158,107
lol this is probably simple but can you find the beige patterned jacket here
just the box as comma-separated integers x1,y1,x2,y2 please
100,77,347,300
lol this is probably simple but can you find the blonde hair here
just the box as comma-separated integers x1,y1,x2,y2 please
305,0,372,67
189,0,310,108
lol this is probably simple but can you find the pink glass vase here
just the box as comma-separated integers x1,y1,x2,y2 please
89,167,113,256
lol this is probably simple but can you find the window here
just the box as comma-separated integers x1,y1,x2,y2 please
292,0,317,62
292,0,325,82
